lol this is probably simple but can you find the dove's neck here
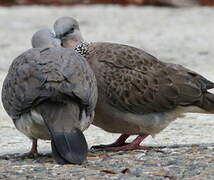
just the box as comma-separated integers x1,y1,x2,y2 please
74,42,90,58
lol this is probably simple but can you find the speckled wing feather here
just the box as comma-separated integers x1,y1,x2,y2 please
2,48,97,121
87,42,214,114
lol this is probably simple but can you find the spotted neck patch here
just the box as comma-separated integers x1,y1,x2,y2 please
74,42,90,58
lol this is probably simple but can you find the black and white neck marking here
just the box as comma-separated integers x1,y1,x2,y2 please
74,42,90,58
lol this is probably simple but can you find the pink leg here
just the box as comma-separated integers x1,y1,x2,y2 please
107,134,149,151
91,134,149,151
91,134,130,149
25,139,39,158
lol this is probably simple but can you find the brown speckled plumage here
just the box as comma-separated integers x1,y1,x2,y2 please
54,17,214,150
86,42,214,114
80,42,214,136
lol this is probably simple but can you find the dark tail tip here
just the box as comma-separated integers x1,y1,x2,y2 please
196,92,214,112
51,128,88,164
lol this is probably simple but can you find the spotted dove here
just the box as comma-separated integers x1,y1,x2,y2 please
1,28,98,163
54,17,214,151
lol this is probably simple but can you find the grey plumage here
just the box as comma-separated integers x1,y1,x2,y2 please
31,28,61,48
54,17,79,38
54,17,83,48
54,17,214,151
2,29,97,163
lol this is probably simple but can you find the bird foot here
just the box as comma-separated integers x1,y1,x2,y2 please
21,150,40,159
91,143,150,152
22,139,39,159
29,139,39,158
91,134,130,151
91,134,150,152
107,143,150,151
91,142,128,150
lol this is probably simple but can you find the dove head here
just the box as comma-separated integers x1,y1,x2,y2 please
31,28,61,48
54,17,84,48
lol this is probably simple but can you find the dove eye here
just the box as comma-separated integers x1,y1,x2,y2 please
70,27,74,32
61,27,75,38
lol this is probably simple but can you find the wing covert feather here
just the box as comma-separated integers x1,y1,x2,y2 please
2,48,97,120
88,42,213,114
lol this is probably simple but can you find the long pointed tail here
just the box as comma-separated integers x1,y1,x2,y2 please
198,92,214,113
36,101,88,164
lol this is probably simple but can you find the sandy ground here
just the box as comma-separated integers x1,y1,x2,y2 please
0,5,214,179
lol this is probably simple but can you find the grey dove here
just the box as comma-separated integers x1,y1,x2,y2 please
1,28,98,164
54,17,214,151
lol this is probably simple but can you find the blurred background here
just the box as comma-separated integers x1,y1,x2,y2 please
0,0,214,6
0,0,214,157
0,1,214,179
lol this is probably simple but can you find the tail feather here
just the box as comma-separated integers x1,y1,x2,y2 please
198,92,214,112
51,129,87,164
36,101,88,164
51,137,69,164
